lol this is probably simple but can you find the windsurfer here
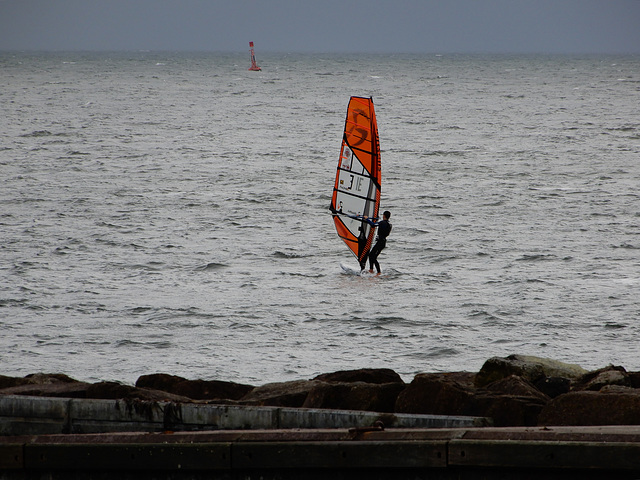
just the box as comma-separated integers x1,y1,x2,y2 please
359,210,392,274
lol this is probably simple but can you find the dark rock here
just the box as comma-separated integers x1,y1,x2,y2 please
312,368,404,385
303,382,405,412
475,355,587,388
24,373,79,384
534,376,571,398
478,376,550,426
395,372,548,426
176,379,254,401
539,390,640,426
86,382,192,402
600,385,637,394
0,382,91,398
572,365,630,391
395,372,476,415
0,375,30,390
0,373,82,391
136,373,185,391
239,380,322,407
0,373,88,398
474,394,547,427
628,371,640,388
136,374,254,401
484,375,550,403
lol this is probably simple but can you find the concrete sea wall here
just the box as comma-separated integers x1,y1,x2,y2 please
0,395,486,436
3,426,640,479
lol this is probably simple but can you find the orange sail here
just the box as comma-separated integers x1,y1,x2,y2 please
330,96,381,265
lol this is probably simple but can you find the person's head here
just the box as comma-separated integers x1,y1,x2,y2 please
383,210,391,220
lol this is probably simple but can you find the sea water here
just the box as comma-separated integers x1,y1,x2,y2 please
1,52,639,385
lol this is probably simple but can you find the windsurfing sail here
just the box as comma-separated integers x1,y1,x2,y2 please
248,41,261,71
330,96,381,266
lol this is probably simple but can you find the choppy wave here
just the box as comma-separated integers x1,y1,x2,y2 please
1,52,639,385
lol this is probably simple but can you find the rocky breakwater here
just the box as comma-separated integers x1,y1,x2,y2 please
2,355,640,427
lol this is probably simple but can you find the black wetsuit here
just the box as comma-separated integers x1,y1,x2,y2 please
360,218,392,273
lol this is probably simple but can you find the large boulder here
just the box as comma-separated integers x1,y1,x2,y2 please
0,373,81,391
477,376,551,426
0,382,91,398
483,375,550,403
86,382,193,402
174,379,254,401
239,380,322,407
395,372,476,415
475,355,588,387
395,372,550,426
303,382,405,412
628,371,640,388
312,368,404,385
572,365,630,391
136,374,254,401
23,373,79,384
0,375,27,390
473,393,547,427
0,373,89,398
135,373,185,391
533,376,571,398
538,390,640,426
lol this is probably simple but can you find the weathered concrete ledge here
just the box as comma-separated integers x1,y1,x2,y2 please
2,426,640,479
0,395,488,436
4,355,640,428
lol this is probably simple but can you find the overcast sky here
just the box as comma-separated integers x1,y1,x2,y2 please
1,0,639,54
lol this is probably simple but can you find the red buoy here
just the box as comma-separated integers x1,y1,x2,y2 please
248,41,261,71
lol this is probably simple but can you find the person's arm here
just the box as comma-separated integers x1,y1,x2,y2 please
360,216,379,226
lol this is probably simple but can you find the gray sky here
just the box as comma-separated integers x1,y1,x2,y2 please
1,0,639,54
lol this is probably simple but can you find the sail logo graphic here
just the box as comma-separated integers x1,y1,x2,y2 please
340,147,352,170
340,174,362,191
347,109,369,146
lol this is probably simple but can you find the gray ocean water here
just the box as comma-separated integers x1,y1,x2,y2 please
2,52,639,386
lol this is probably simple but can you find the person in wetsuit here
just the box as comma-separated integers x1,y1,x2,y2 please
359,210,392,274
